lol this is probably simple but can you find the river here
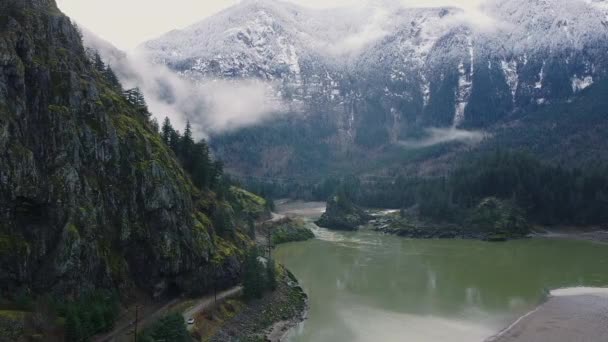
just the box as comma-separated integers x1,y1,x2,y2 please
272,201,608,342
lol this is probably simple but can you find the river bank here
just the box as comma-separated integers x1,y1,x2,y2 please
488,288,608,342
533,226,608,244
187,208,312,342
201,267,307,342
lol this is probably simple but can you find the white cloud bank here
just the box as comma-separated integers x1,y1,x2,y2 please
398,127,486,148
114,52,287,138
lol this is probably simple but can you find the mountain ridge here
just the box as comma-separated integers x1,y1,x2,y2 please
117,0,608,179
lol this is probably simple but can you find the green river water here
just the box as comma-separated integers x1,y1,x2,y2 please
273,205,608,342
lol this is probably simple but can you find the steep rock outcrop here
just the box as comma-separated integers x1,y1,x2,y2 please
0,0,248,298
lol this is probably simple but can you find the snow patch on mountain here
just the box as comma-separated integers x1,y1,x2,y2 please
454,37,474,127
535,62,545,90
572,75,594,92
132,0,608,139
501,60,519,100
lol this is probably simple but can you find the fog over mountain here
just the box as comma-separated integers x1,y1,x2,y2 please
85,0,608,177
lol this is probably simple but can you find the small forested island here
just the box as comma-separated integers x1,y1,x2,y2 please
315,193,372,231
369,197,530,241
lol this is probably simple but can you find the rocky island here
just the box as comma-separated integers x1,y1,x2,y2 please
371,197,531,241
315,194,372,231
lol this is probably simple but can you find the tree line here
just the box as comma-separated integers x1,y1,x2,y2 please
62,290,120,342
332,151,608,226
242,247,277,300
159,118,225,192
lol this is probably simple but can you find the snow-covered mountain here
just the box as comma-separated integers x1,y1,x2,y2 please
136,0,608,177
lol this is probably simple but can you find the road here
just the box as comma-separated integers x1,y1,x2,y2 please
94,286,243,342
182,286,243,321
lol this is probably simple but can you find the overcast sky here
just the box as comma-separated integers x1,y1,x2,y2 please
56,0,484,50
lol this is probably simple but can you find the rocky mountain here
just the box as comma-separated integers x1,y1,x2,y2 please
139,0,608,179
0,0,258,299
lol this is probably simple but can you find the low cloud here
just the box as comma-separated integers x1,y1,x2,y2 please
93,47,287,139
324,6,392,56
396,0,501,32
398,127,486,148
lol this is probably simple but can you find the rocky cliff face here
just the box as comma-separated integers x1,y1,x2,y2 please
0,0,249,298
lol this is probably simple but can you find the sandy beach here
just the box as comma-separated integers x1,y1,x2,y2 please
488,288,608,342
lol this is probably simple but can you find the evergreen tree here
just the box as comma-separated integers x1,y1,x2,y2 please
93,52,105,72
65,307,83,342
243,248,265,300
90,305,106,334
169,129,182,154
150,117,160,133
266,257,277,291
103,65,121,89
180,121,195,166
144,314,189,342
212,160,224,190
264,196,276,212
123,88,149,116
161,117,173,145
191,142,211,189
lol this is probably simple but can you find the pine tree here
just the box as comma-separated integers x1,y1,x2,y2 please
65,307,83,342
266,257,277,291
91,305,106,333
93,52,105,72
103,65,121,89
180,121,195,167
243,248,265,300
123,88,149,116
161,117,173,145
150,117,160,133
212,160,224,189
169,129,182,154
192,142,211,188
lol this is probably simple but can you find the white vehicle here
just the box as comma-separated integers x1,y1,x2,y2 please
187,318,195,325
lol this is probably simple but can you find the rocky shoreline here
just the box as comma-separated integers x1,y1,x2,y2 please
201,267,307,342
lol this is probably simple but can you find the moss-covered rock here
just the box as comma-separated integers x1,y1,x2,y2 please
0,310,26,342
229,187,269,221
268,218,315,245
